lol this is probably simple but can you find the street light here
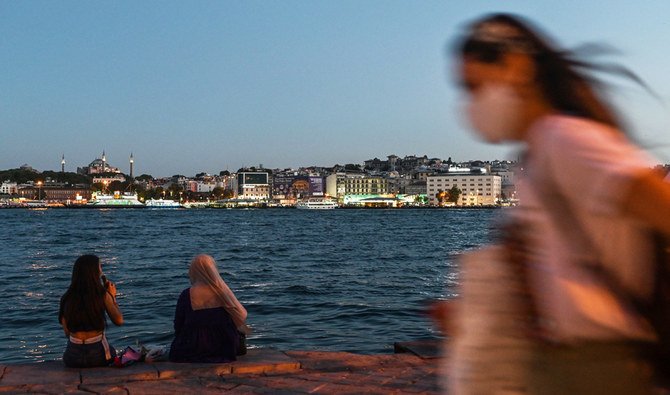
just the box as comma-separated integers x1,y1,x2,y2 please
36,181,43,200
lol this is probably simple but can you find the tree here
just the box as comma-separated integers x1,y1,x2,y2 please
136,174,154,182
167,183,183,199
211,186,225,199
41,171,90,185
436,190,447,205
219,170,231,176
108,180,124,192
447,186,462,204
222,189,235,199
344,163,362,172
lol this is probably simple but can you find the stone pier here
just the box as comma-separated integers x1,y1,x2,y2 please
0,340,441,394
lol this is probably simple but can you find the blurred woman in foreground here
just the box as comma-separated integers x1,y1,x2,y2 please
169,254,249,363
59,254,123,367
448,13,670,394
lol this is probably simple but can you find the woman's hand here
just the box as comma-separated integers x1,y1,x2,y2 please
104,281,124,326
106,281,117,298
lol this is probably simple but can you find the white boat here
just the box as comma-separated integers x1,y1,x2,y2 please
145,198,182,209
296,198,338,210
86,191,144,208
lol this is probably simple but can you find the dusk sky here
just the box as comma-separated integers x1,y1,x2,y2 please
3,1,670,177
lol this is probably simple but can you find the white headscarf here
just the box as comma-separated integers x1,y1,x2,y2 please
189,254,249,332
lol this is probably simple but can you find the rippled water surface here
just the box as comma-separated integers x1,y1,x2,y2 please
0,208,500,363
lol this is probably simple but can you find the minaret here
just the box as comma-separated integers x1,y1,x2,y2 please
129,152,134,180
61,154,65,173
102,150,107,172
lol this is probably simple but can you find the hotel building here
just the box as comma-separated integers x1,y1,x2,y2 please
427,172,502,206
325,173,388,199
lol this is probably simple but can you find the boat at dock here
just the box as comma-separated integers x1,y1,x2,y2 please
295,198,338,210
84,191,145,208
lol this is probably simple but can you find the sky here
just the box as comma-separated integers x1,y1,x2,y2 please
3,1,670,177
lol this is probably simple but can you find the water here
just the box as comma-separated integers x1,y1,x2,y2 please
0,208,500,364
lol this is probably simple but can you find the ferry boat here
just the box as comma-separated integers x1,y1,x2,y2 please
86,191,145,208
145,198,182,209
295,198,339,210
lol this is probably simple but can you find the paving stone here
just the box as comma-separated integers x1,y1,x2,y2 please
153,361,233,379
287,371,354,384
307,381,392,394
77,384,129,394
152,349,300,379
0,383,89,394
231,349,300,375
0,348,441,395
86,378,238,395
0,361,80,387
79,363,159,385
285,351,388,372
236,375,335,394
228,384,266,394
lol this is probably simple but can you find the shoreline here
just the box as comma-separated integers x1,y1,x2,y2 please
0,205,504,210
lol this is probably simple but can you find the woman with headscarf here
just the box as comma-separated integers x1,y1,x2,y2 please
169,254,248,362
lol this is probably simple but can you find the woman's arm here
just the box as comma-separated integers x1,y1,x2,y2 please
60,316,70,337
104,281,124,326
622,169,670,236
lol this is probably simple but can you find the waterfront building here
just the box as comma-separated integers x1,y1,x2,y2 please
343,194,400,208
427,172,502,206
326,173,389,199
404,181,427,196
272,174,325,199
0,181,18,195
191,180,217,193
217,174,237,197
18,186,92,202
237,171,270,200
386,175,416,194
493,169,517,203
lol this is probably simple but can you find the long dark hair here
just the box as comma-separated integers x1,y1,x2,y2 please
455,13,631,132
58,255,107,332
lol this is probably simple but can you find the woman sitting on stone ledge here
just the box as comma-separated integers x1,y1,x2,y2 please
59,254,124,368
169,254,249,363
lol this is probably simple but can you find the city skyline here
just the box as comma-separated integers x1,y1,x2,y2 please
4,1,670,177
10,150,510,179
